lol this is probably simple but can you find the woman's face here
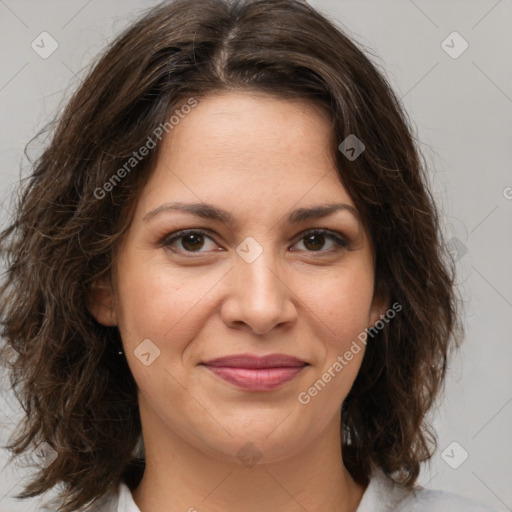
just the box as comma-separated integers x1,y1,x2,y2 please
94,91,385,464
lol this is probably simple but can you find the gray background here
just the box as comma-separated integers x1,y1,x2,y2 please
0,0,511,510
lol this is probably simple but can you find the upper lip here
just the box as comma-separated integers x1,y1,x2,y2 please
201,353,308,368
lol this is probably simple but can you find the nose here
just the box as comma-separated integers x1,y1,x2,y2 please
220,248,297,335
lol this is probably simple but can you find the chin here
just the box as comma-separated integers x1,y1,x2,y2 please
193,418,318,466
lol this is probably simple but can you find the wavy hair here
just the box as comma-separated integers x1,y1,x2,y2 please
0,0,462,510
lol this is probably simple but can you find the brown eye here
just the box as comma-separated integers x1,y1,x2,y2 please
292,229,348,253
181,233,205,251
161,229,218,253
303,233,326,251
161,228,348,256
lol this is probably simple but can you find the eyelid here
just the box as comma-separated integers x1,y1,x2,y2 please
160,227,350,255
293,228,348,247
159,228,218,250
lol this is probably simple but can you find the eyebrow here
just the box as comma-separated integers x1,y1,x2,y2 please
143,201,359,226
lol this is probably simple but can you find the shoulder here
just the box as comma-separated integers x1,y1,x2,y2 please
117,481,141,511
405,487,503,512
357,467,503,512
69,483,122,512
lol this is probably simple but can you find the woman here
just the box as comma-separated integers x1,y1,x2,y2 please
0,0,500,511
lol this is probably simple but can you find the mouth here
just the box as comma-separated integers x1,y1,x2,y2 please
200,353,309,391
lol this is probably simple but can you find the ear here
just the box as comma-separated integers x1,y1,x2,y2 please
368,288,389,328
87,277,118,326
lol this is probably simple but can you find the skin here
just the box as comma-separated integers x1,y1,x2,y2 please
90,91,387,512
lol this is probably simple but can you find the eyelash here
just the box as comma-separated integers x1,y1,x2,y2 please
160,228,349,256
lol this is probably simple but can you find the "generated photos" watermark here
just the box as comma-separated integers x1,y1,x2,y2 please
298,302,402,405
93,98,198,200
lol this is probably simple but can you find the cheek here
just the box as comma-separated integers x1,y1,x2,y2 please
306,268,374,406
114,261,211,395
115,256,218,350
313,262,375,345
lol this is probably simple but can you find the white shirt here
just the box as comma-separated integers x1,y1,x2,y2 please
86,467,502,511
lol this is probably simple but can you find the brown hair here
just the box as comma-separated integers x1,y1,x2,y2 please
0,0,462,510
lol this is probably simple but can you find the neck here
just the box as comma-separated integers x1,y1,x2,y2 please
131,411,366,512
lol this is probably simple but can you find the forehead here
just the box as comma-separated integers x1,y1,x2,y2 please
138,91,354,214
168,91,331,157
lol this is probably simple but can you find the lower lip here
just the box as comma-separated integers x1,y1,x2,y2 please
202,365,306,391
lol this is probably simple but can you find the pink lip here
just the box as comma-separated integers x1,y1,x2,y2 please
200,353,308,391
